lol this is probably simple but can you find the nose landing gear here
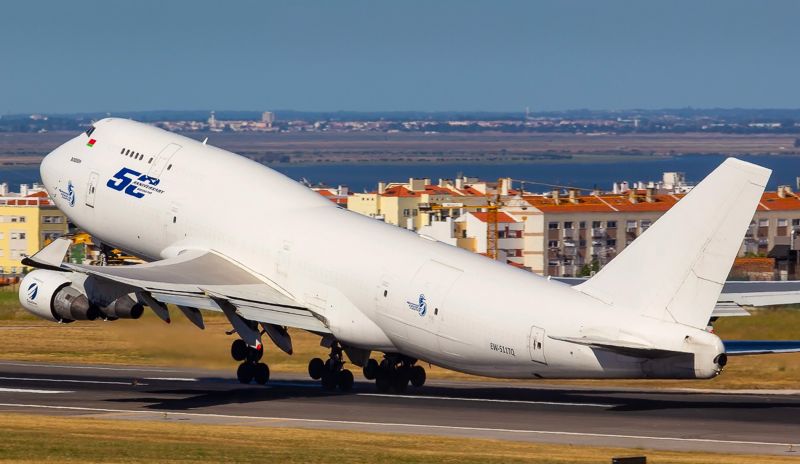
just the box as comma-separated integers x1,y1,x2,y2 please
308,343,354,392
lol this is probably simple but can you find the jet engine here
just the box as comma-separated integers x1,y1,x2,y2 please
19,269,98,322
99,294,144,320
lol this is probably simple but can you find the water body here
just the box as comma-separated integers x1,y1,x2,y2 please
274,154,800,192
2,154,798,193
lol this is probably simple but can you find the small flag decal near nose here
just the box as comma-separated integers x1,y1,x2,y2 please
87,139,96,147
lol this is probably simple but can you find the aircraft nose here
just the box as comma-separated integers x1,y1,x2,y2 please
39,149,58,194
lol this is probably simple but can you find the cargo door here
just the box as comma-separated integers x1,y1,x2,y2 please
408,260,463,355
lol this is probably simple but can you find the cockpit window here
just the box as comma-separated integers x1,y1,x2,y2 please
85,126,96,137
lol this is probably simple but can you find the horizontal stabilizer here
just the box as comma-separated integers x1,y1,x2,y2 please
723,340,800,355
550,334,683,358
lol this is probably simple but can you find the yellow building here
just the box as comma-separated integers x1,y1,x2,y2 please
347,178,491,230
0,192,68,274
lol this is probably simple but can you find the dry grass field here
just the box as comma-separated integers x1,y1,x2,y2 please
1,131,798,165
0,413,797,464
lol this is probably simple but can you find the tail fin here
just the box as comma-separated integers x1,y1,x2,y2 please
575,158,770,329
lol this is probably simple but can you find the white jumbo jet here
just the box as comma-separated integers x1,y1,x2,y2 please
19,118,800,392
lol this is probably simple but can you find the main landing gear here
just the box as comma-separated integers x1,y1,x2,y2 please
363,354,426,393
231,338,270,385
307,343,354,392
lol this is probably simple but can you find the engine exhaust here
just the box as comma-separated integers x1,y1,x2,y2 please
53,286,98,321
100,295,144,320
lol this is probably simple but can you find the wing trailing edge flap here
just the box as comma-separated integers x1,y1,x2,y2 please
60,249,330,333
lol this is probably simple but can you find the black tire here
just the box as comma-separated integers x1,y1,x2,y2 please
308,357,325,380
362,358,379,380
393,367,410,393
410,365,426,388
321,371,338,390
253,363,270,385
231,339,248,362
375,373,391,393
246,346,264,363
337,369,354,392
237,363,254,384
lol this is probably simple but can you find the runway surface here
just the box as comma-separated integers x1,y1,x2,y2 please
0,360,798,456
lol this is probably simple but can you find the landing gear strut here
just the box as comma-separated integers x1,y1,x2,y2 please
308,342,354,391
232,340,270,385
367,354,425,393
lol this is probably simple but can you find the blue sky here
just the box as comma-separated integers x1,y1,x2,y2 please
1,0,798,113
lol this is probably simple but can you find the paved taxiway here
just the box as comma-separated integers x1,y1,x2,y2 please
0,360,797,456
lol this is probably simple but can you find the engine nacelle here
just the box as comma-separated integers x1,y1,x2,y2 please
99,295,144,320
19,270,98,322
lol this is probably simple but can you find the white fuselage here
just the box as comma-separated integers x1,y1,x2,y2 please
40,119,724,379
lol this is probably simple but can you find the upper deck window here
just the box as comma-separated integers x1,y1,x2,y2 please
85,126,96,137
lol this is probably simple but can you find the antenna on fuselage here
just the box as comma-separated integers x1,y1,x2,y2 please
202,137,208,145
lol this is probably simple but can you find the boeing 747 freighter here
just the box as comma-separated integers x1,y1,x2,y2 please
19,119,800,392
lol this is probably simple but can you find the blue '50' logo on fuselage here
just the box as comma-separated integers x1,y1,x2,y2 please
107,167,165,198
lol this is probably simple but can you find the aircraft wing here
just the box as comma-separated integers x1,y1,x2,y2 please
23,238,330,334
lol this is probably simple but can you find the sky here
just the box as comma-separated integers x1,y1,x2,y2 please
1,0,799,114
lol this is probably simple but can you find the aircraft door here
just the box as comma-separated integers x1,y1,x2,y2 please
163,202,181,245
148,143,181,178
375,274,409,341
85,171,99,207
528,326,547,364
407,260,463,354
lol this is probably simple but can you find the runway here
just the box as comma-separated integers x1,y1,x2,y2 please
0,361,798,456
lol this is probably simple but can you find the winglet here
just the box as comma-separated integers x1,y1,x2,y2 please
22,237,71,271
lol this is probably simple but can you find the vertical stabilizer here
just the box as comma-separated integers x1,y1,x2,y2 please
575,158,770,329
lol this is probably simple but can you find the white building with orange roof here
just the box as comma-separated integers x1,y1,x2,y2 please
507,185,800,278
347,177,490,230
459,211,525,266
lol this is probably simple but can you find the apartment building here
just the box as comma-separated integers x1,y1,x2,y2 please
346,176,800,279
0,189,69,274
512,186,800,278
347,177,490,229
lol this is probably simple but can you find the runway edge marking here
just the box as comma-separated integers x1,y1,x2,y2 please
357,393,614,408
0,376,147,386
0,402,796,448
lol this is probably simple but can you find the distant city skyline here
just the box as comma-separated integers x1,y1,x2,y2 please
2,0,799,114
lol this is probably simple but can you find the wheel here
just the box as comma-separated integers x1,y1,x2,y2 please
337,369,354,392
393,367,410,393
253,363,270,385
410,365,426,388
246,346,263,362
231,339,248,361
308,357,325,380
321,371,338,390
375,373,391,392
236,362,254,384
363,358,379,380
